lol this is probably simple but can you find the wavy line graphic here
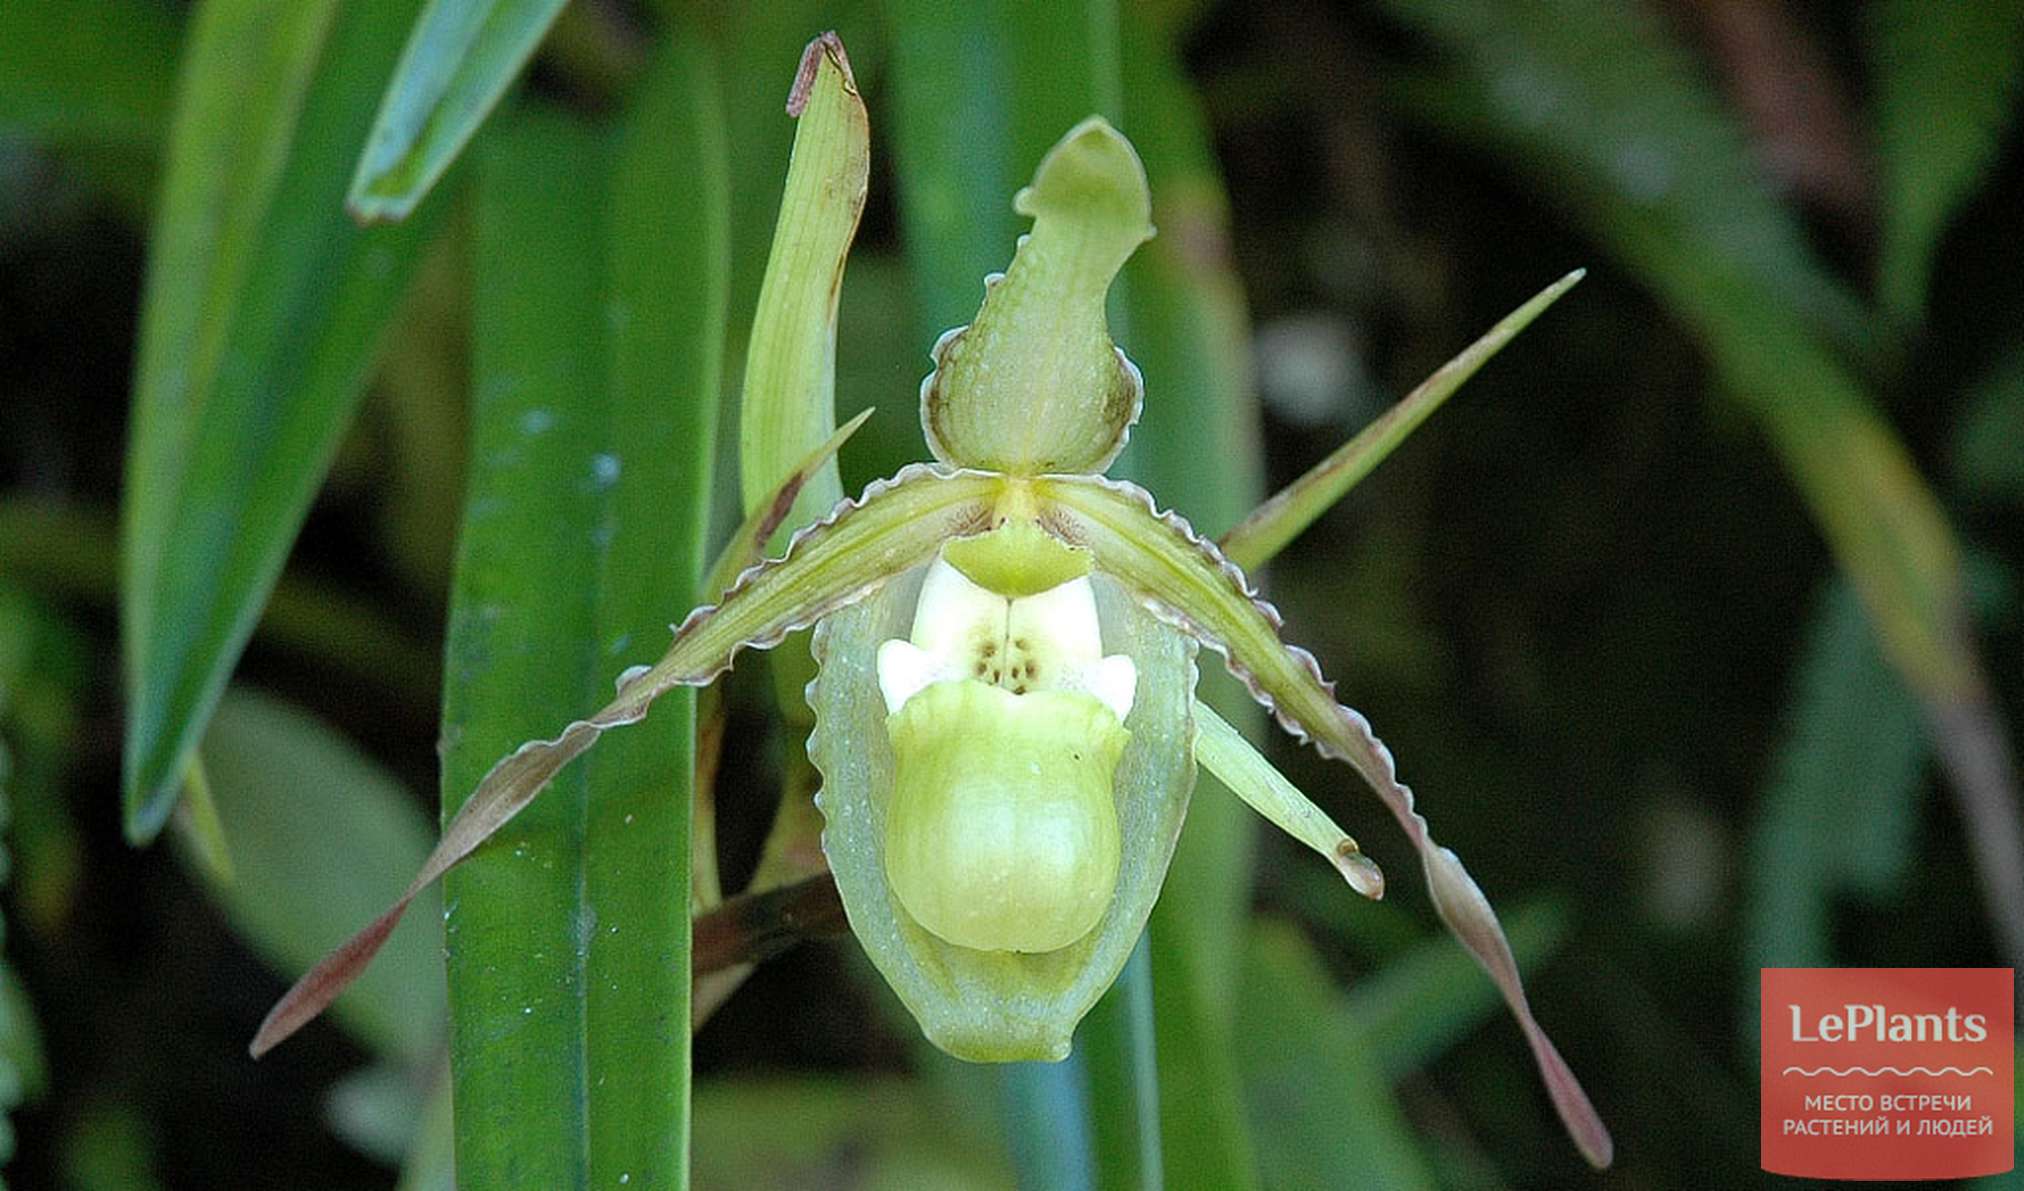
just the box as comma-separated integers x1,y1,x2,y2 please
1780,1066,1993,1078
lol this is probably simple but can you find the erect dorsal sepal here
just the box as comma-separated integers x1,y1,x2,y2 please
920,117,1154,477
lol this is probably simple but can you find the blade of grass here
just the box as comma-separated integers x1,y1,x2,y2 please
1867,0,2024,325
347,0,568,223
193,689,446,1066
120,0,446,842
593,34,725,1182
444,41,723,1180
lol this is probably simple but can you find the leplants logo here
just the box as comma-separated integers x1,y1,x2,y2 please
1761,968,2014,1179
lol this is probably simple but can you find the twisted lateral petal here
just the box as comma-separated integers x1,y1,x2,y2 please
1034,473,1613,1170
250,464,1002,1057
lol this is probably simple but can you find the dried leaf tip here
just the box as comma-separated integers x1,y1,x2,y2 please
788,31,857,116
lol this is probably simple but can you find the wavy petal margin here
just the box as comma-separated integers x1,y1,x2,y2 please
250,464,1000,1056
1036,473,1613,1170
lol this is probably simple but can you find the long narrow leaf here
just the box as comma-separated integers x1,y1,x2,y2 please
120,0,444,841
347,0,568,223
1242,923,1439,1191
1868,0,2024,323
1743,579,1926,991
437,62,724,1181
196,689,446,1065
586,35,726,1185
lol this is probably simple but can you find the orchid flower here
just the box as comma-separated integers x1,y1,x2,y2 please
250,39,1611,1170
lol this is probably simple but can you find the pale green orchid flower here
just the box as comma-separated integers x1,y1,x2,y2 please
251,52,1610,1170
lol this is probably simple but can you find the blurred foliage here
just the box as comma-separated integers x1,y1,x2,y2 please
2,0,2022,1187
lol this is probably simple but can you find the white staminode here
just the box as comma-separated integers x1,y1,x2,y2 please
877,558,1137,719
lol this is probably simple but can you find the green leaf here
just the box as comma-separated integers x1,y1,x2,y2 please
0,0,180,146
1868,0,2024,324
194,688,445,1065
120,0,445,842
1219,270,1585,572
435,66,721,1182
1240,922,1438,1191
348,0,568,223
694,1077,1014,1188
1743,579,1926,976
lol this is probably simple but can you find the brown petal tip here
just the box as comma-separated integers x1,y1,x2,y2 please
787,31,856,117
